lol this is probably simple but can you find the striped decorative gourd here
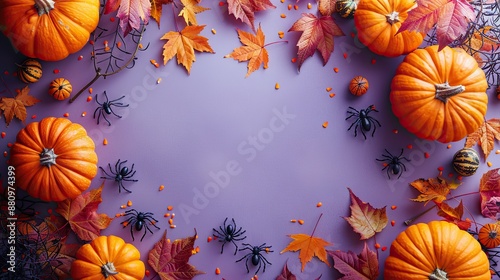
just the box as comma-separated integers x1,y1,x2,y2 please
18,59,42,83
336,0,358,18
49,78,72,100
452,148,480,176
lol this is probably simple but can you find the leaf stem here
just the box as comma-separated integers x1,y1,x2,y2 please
264,40,289,48
311,213,323,237
404,205,436,226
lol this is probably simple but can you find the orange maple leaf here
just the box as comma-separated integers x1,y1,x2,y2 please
150,0,173,27
410,177,460,205
465,118,500,161
0,86,40,126
179,0,210,26
55,184,112,241
280,214,332,272
344,188,388,240
436,200,471,230
318,0,335,16
225,25,270,77
161,25,214,74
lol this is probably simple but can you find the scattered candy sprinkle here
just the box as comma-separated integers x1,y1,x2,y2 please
288,4,292,9
78,55,83,61
53,69,60,74
381,246,387,251
333,67,339,73
103,138,108,145
291,57,297,63
407,144,413,149
392,129,398,134
120,204,126,209
168,218,174,225
298,219,304,225
145,270,151,277
1,132,5,138
3,151,7,157
156,78,162,84
496,150,500,154
280,0,285,3
275,83,280,90
89,88,93,94
87,96,93,102
307,3,312,9
424,152,430,158
207,236,213,242
127,200,132,207
322,121,328,128
375,243,381,249
280,13,286,18
278,31,285,39
488,161,493,167
219,1,225,6
81,112,87,117
215,267,221,275
31,115,37,119
294,5,299,10
316,202,323,207
329,93,335,98
159,185,165,191
164,213,170,217
110,17,115,22
326,87,332,92
371,58,376,64
391,220,395,226
170,224,176,228
447,144,452,149
457,175,463,181
63,113,69,118
343,53,348,59
167,205,174,211
391,205,397,210
116,42,122,48
211,28,216,34
290,219,297,223
437,166,444,171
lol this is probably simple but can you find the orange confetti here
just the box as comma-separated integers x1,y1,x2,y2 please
424,152,430,158
207,236,213,242
280,13,286,18
488,161,493,167
322,122,328,128
167,205,174,211
407,144,413,149
391,205,397,210
329,93,336,98
298,219,304,225
88,88,93,94
294,5,298,10
447,144,452,149
288,4,292,10
215,267,221,275
391,220,395,226
326,87,332,92
168,218,174,225
164,213,170,217
159,185,165,191
307,3,312,9
63,113,69,117
275,83,280,90
333,67,339,73
291,57,297,63
1,132,5,138
120,204,126,209
374,243,381,249
170,224,176,228
87,96,93,102
211,28,217,34
290,219,297,223
127,200,132,207
103,138,108,145
316,202,322,207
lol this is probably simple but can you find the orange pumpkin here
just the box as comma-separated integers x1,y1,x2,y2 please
354,0,424,57
479,223,500,249
349,76,369,96
9,117,98,201
49,78,72,100
390,45,488,143
0,0,100,61
71,235,145,280
385,221,491,279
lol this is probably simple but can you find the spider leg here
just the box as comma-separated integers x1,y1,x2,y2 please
119,182,132,193
103,91,110,103
140,227,148,242
347,119,359,132
359,123,367,139
255,256,262,274
102,112,111,126
110,95,126,103
129,220,135,241
220,241,227,254
345,113,357,121
235,252,250,263
231,239,240,255
369,119,378,137
93,107,101,120
386,167,392,179
95,93,103,106
108,107,123,118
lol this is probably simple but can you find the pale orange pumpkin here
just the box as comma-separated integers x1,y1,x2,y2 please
385,221,491,279
354,0,424,57
71,235,145,280
479,223,500,249
49,78,72,100
9,117,98,201
0,0,100,61
390,45,488,143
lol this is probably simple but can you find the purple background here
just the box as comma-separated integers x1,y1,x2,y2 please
1,1,498,279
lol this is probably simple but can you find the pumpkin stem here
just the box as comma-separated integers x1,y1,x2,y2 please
435,82,465,103
101,262,119,278
34,0,55,15
39,148,57,167
429,268,448,280
385,11,400,24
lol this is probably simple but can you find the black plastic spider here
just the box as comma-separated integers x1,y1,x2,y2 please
213,218,247,255
376,148,410,179
346,105,381,139
236,243,273,274
100,159,138,193
93,91,129,126
121,209,160,242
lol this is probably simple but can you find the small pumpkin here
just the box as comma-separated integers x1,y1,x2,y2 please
349,76,369,96
390,45,488,143
384,221,491,279
452,148,480,176
49,78,72,100
9,117,98,201
71,235,145,280
479,223,500,249
0,0,100,61
18,59,43,83
336,0,358,18
354,0,424,57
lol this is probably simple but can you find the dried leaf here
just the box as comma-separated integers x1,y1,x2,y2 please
288,13,344,71
280,215,332,274
329,242,379,280
318,0,336,16
150,0,173,27
436,200,471,230
148,230,204,280
479,168,500,219
18,214,69,242
343,188,387,240
227,0,276,32
0,86,40,126
105,0,152,36
465,118,500,161
399,0,475,50
43,242,80,279
179,0,210,26
161,25,214,74
410,177,459,205
55,184,112,241
224,25,269,77
276,262,297,280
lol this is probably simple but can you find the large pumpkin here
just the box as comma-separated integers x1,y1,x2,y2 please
0,0,100,61
354,0,423,57
390,45,488,143
9,117,98,201
71,235,145,280
384,221,490,279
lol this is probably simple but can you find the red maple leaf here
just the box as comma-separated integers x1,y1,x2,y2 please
329,242,379,280
55,184,112,241
399,0,475,50
148,230,204,279
227,0,276,32
105,0,152,36
479,168,500,219
288,13,344,71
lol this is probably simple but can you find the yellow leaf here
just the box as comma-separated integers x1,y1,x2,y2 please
150,0,173,27
410,177,455,205
465,118,500,161
161,25,214,74
179,0,210,26
224,25,269,77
